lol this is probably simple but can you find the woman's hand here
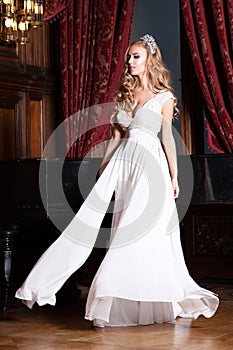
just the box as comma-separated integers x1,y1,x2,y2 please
171,177,179,199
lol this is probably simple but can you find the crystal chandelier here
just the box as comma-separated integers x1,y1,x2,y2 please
0,0,44,45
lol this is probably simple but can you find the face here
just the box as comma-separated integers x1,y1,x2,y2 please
127,44,148,77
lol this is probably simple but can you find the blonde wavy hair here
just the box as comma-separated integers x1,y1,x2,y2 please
114,39,178,113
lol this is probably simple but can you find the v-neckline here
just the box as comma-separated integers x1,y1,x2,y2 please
132,94,157,117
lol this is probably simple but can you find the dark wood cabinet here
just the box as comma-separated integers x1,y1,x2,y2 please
180,155,233,280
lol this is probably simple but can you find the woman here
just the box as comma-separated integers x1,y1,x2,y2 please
16,35,219,327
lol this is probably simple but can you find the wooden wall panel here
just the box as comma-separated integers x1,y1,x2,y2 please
0,108,16,160
29,100,42,158
17,22,51,69
0,21,57,160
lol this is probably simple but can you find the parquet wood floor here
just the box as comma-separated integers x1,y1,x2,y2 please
0,284,233,350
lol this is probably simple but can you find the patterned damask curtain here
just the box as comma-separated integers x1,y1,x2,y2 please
44,0,135,158
181,0,233,153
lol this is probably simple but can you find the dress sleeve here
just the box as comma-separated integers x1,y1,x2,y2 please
157,91,175,109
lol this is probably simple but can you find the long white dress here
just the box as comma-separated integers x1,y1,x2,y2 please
15,91,219,326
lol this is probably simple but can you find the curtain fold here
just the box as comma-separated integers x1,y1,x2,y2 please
44,0,68,21
181,0,233,153
45,0,135,158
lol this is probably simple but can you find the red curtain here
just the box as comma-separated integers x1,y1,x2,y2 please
44,0,135,158
181,0,233,153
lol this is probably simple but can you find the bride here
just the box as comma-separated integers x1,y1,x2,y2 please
16,34,219,327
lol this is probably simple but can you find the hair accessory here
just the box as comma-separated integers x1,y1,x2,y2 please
140,34,157,54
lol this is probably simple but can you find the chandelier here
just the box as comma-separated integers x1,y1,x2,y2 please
0,0,44,45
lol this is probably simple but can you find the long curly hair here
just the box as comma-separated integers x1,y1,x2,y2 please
114,39,177,113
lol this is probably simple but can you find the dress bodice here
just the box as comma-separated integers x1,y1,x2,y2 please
114,91,174,136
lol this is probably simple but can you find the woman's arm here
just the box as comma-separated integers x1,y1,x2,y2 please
161,99,179,199
98,123,124,176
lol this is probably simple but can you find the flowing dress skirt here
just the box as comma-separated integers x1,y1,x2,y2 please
15,127,219,326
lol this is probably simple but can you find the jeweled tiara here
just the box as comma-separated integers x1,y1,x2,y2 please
140,34,157,54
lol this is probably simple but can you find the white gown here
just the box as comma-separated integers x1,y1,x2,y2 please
15,91,219,326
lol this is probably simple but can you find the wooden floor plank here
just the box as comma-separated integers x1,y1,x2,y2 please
0,284,232,350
